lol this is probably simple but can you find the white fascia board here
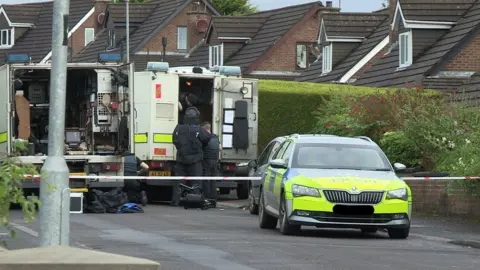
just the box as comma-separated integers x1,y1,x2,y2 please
391,1,454,30
41,7,95,63
218,37,250,40
0,7,34,27
339,35,390,83
326,37,364,42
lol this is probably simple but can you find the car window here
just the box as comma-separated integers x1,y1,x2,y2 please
281,142,295,160
273,141,291,160
258,142,275,166
267,141,282,161
291,143,392,171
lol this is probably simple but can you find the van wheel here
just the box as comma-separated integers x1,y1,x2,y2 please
258,191,277,229
388,227,410,239
237,183,249,200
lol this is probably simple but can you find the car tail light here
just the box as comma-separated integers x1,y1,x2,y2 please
103,163,121,171
223,163,236,172
150,161,166,169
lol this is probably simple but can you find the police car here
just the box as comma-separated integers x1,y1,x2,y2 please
251,134,412,239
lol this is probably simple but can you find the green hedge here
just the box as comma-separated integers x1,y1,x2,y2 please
257,80,393,151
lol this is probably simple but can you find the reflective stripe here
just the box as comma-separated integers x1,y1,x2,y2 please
273,168,286,198
0,132,7,144
135,133,148,143
153,133,172,143
268,168,276,192
264,170,271,191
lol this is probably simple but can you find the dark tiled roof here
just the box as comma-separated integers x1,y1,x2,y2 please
298,15,389,82
129,0,188,52
398,0,476,22
322,13,388,38
133,54,185,71
2,3,43,24
227,2,320,69
107,3,158,27
423,77,466,92
211,15,268,38
355,1,480,88
450,73,480,105
0,0,95,65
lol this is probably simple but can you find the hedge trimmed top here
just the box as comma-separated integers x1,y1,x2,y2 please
256,80,440,152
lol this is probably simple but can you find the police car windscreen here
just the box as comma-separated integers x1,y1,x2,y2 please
291,143,392,171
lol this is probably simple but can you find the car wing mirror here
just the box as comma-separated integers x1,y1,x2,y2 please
248,159,258,168
393,162,407,172
269,159,287,169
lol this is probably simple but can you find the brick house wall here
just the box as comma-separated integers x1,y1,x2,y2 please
69,1,108,58
442,33,480,72
141,1,214,53
254,13,320,72
405,180,480,218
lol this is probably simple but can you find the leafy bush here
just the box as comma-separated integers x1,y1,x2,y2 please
258,80,390,150
379,131,421,168
1,141,40,239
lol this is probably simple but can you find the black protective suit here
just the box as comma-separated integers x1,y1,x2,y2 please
202,133,220,201
171,107,210,205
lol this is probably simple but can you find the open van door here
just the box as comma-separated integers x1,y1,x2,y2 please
134,71,179,161
0,65,10,158
114,63,134,154
216,77,258,162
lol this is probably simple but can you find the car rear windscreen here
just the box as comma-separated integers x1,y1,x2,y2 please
291,143,392,171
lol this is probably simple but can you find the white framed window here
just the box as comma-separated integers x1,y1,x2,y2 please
209,44,224,68
0,29,13,47
399,31,412,68
85,28,95,46
322,43,332,73
177,26,188,50
107,29,116,48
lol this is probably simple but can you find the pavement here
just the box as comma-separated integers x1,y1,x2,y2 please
2,193,480,270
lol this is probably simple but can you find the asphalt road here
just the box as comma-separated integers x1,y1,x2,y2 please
3,198,480,270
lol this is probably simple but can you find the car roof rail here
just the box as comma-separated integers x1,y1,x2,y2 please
355,136,374,143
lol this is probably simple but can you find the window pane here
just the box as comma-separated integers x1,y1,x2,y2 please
1,30,7,45
7,29,11,45
296,44,307,69
177,27,187,50
292,143,391,171
85,29,94,45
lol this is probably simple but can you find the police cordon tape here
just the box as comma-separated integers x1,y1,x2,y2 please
22,175,480,181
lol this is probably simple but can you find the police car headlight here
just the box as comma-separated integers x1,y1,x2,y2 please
386,188,408,201
292,184,320,197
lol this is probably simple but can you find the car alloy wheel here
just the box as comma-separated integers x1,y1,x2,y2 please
279,195,300,235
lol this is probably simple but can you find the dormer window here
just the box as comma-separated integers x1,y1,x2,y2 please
399,31,412,68
209,44,223,68
0,29,13,48
322,43,332,74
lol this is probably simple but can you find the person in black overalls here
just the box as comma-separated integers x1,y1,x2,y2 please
171,107,211,206
201,121,221,207
123,152,149,206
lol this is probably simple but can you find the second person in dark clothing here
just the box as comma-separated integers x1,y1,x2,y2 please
201,121,221,206
171,107,211,206
123,152,149,206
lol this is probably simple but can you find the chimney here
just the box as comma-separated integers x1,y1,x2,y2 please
326,1,333,8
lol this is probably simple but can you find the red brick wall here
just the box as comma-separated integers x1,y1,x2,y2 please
70,1,107,58
254,13,320,72
443,33,480,71
405,180,480,218
141,2,214,52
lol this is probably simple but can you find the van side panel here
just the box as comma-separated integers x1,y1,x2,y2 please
0,65,10,157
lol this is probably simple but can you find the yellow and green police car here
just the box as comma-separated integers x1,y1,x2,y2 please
254,134,412,239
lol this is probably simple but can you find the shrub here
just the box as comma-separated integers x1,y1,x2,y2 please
1,141,40,240
258,80,389,150
379,131,421,168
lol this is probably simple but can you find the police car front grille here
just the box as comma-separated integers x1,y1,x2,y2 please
323,190,384,204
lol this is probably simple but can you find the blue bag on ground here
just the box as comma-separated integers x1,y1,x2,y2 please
117,203,144,213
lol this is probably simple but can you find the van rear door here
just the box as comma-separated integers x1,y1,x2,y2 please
216,77,258,162
0,64,10,157
133,72,179,161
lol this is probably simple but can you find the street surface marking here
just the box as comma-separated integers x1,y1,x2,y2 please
10,222,38,237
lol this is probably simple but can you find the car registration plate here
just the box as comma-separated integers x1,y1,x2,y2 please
149,171,171,176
